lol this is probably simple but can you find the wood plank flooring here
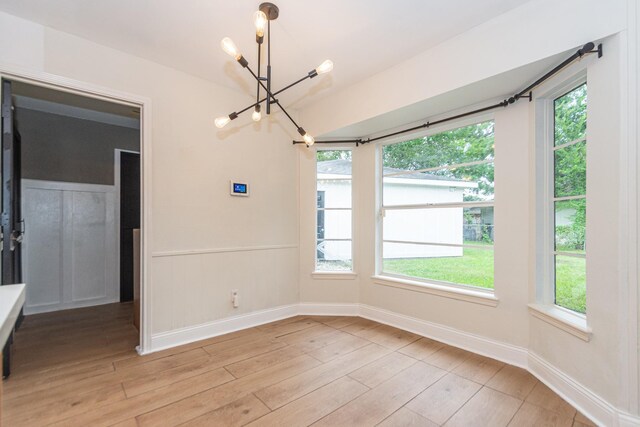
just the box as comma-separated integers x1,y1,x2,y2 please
1,303,596,426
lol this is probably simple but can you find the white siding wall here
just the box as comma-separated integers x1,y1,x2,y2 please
383,180,466,258
317,179,351,261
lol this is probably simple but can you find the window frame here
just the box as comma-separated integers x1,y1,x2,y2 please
375,114,497,297
550,83,587,313
314,147,355,275
530,70,591,341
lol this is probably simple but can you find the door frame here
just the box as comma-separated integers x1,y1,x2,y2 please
0,65,153,355
114,148,141,303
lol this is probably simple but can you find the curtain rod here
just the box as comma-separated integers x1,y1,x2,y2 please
293,42,602,146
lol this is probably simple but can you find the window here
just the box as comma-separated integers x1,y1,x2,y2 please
552,84,587,314
380,120,495,290
316,150,352,271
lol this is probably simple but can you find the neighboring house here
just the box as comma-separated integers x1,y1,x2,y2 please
317,160,479,260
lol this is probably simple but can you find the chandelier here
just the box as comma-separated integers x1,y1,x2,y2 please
214,2,333,147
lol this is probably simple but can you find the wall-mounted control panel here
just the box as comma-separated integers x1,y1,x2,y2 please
230,181,249,197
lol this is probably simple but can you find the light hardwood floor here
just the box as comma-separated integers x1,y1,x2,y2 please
1,303,596,426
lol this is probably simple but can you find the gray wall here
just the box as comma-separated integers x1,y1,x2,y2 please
16,108,139,185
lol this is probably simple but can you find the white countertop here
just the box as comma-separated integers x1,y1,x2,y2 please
0,284,25,349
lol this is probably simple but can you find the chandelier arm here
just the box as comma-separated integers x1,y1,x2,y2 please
227,72,315,118
273,74,312,96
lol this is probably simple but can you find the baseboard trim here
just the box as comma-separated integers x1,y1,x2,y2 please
24,297,120,315
618,412,640,427
147,302,636,425
298,303,360,316
148,304,298,353
358,304,529,369
528,351,621,427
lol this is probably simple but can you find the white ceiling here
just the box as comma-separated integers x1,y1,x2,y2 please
0,0,534,109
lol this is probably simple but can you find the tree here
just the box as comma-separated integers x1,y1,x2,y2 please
554,84,587,251
382,121,495,201
317,150,352,162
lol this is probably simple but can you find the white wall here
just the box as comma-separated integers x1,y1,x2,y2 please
0,12,300,340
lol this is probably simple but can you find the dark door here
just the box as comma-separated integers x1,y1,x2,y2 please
1,79,23,285
2,79,24,377
120,152,140,302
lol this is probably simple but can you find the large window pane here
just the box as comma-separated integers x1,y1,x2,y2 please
555,255,586,313
383,163,494,205
317,240,352,271
554,84,587,146
554,199,585,253
383,206,494,245
380,120,495,290
383,242,494,289
554,141,586,197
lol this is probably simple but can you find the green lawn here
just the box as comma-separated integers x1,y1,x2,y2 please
384,247,494,289
383,244,586,314
554,255,586,313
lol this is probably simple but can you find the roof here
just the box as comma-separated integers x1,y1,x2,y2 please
317,159,469,183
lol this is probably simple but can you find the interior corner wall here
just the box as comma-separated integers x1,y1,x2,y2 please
0,12,300,341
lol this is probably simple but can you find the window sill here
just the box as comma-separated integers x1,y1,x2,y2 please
528,304,592,342
371,275,499,307
311,272,358,280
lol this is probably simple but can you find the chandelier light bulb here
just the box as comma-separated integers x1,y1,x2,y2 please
221,37,241,60
254,11,268,38
215,115,231,128
252,106,262,122
315,60,334,75
303,133,315,146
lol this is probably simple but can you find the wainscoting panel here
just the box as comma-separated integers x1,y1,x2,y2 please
22,179,118,314
150,244,299,337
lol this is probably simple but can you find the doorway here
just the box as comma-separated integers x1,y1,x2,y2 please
0,76,147,375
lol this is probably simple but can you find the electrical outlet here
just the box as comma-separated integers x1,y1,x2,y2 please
231,289,239,308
